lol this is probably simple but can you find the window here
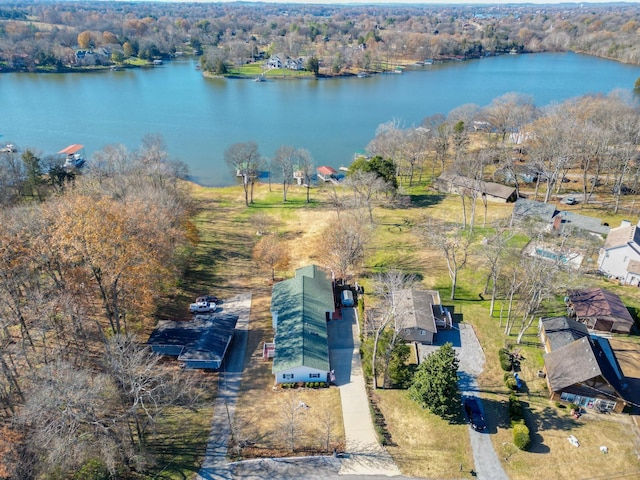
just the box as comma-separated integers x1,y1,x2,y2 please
309,373,321,379
560,392,575,403
282,374,294,380
420,330,426,336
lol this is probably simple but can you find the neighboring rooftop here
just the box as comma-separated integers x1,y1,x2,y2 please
394,289,438,335
544,336,627,396
567,287,635,334
147,313,238,368
540,316,589,351
512,198,557,223
556,211,610,235
604,220,640,249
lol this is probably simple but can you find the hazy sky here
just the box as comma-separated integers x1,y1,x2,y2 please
129,0,622,4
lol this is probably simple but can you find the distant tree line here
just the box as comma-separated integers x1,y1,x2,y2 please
3,2,640,73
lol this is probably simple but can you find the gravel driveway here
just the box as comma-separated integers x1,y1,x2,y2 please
417,323,510,480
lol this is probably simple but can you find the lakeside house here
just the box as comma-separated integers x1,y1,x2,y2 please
435,172,517,203
317,165,338,182
598,219,640,285
566,287,635,334
540,316,629,413
270,265,335,384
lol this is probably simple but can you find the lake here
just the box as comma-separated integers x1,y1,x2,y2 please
1,52,640,186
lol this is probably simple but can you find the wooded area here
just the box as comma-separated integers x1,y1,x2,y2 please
3,1,640,73
0,136,202,478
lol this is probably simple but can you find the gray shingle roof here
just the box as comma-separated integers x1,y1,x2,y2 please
272,265,334,374
544,336,626,398
147,314,238,365
395,289,437,334
512,199,557,223
437,172,517,200
557,211,610,235
540,316,589,351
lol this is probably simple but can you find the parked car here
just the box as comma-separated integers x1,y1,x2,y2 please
196,294,219,304
464,397,487,431
341,289,354,307
189,301,216,314
564,196,578,205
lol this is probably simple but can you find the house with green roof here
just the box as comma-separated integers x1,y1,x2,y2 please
271,265,335,384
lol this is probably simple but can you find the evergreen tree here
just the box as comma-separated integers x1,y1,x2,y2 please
409,342,459,417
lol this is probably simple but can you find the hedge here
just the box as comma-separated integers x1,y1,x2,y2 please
513,423,531,450
509,394,524,423
499,348,512,371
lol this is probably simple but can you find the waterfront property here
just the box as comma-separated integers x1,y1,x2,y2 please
394,289,453,345
566,287,635,334
541,322,629,413
435,172,517,203
270,265,335,384
598,219,640,285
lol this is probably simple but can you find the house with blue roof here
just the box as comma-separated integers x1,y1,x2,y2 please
271,265,335,384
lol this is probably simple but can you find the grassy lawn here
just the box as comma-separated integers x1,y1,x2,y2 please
374,389,474,479
149,370,219,479
153,178,640,478
227,62,314,79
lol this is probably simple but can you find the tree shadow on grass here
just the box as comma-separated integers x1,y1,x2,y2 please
406,193,447,208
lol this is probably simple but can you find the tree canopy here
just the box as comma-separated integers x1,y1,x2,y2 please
409,342,460,418
349,155,398,190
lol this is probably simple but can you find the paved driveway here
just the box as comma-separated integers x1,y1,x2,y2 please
418,323,509,480
197,293,252,480
328,308,401,476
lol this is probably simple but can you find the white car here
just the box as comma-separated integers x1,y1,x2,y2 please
189,301,216,313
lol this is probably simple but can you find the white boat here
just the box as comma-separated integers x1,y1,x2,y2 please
0,144,16,153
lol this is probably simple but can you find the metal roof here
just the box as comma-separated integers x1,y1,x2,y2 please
58,144,84,155
271,265,334,374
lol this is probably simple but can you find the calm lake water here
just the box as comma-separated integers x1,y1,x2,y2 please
1,52,640,186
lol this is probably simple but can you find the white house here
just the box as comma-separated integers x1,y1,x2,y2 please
598,219,640,285
270,265,335,384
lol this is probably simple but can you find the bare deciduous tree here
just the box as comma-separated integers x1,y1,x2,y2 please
317,213,371,280
224,141,262,206
420,220,470,300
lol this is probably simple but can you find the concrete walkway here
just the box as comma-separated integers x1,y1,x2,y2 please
329,308,401,476
197,293,252,480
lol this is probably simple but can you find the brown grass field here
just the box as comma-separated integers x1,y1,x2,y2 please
156,176,640,479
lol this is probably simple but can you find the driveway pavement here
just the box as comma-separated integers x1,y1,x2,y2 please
328,308,401,476
197,293,252,480
417,323,510,480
